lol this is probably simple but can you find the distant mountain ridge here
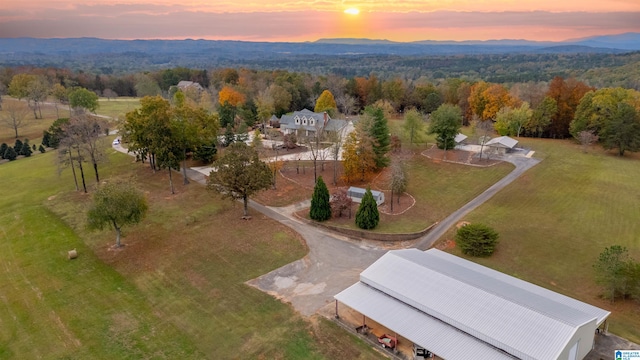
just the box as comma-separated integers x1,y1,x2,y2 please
316,33,640,50
1,33,638,58
1,33,639,77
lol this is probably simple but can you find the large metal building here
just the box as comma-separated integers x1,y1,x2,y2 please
334,249,610,360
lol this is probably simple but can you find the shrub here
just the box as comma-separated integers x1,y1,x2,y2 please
283,133,297,149
38,144,46,153
330,189,353,218
455,223,499,257
0,143,7,159
355,188,379,229
309,176,331,221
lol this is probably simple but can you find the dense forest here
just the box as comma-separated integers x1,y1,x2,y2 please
2,51,639,89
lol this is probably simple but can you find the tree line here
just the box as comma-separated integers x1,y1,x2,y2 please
3,65,640,160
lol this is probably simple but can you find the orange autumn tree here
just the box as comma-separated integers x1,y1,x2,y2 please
218,85,245,107
469,81,518,121
482,84,519,121
546,76,593,138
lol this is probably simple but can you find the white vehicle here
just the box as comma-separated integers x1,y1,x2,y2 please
112,138,120,145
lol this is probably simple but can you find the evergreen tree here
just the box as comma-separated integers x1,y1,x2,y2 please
222,126,235,147
0,143,7,159
13,139,23,153
193,140,217,163
309,176,331,221
38,144,46,153
364,106,391,169
4,146,17,161
42,131,51,147
21,140,32,157
355,188,380,229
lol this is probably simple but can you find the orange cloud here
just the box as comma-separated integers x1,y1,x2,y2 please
0,2,639,42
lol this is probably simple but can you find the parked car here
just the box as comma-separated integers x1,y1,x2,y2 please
112,138,120,145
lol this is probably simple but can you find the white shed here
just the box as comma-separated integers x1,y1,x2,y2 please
347,187,384,206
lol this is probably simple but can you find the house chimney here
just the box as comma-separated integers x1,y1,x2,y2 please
323,112,328,126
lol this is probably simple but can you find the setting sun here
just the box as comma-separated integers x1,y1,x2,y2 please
344,8,360,15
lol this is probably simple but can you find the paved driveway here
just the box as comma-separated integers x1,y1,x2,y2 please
246,201,386,316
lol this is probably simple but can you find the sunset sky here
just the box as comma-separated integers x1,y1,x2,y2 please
1,0,639,42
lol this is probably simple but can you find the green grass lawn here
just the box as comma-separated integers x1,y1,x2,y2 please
96,97,140,120
0,151,201,358
375,156,513,233
443,138,640,343
0,148,383,359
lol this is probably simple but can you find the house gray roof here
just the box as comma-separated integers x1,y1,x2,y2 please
176,81,203,91
279,109,347,133
485,136,518,149
335,249,610,360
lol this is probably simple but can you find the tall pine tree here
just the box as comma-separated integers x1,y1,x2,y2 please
310,176,331,221
355,188,379,229
364,106,390,169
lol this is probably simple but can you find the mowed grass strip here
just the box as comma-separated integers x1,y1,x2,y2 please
39,150,384,359
444,138,640,343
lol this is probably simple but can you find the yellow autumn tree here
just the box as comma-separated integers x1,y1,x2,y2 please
314,89,337,115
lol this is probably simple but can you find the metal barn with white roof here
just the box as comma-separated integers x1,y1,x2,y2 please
334,249,609,360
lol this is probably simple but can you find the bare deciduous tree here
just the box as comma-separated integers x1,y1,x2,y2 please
390,161,408,213
1,100,30,138
336,94,356,116
63,115,107,185
578,130,599,153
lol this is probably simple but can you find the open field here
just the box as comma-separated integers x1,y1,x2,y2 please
0,98,60,145
442,138,640,343
0,146,383,359
0,97,132,146
96,97,140,119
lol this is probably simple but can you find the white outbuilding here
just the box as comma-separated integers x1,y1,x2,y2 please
335,249,610,360
485,136,519,155
347,187,385,206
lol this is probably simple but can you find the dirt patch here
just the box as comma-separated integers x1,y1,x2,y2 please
436,239,456,250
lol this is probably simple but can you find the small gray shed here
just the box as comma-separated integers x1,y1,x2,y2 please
347,187,384,206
